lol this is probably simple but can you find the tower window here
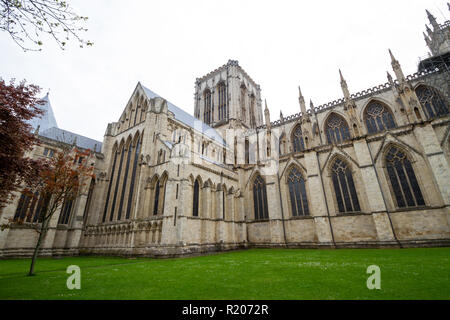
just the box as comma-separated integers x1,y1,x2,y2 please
204,89,212,125
218,83,227,121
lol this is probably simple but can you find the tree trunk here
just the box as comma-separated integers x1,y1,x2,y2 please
28,218,49,276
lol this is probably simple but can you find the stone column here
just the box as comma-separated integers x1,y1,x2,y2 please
66,193,88,249
414,124,450,205
42,203,63,252
217,189,225,243
266,174,284,244
304,151,334,245
175,179,191,246
228,192,236,244
0,191,21,252
353,139,395,242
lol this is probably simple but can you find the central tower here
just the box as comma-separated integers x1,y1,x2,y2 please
194,60,263,135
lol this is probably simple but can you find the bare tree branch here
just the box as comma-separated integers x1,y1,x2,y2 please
0,0,92,51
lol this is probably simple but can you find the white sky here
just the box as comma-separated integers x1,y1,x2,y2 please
1,0,449,142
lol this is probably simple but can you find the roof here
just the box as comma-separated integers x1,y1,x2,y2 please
140,84,226,147
40,127,103,152
28,93,58,132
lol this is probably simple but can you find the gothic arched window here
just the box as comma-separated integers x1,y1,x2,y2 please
253,175,269,220
58,197,74,225
331,158,360,213
117,139,133,220
204,89,212,125
385,146,425,208
193,179,200,216
287,167,309,216
126,135,142,219
365,101,396,134
218,83,227,121
415,85,449,119
109,143,126,221
325,114,351,144
153,180,160,216
249,94,256,128
102,144,119,222
14,193,30,221
291,125,305,153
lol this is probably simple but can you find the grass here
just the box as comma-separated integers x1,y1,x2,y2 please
0,248,449,300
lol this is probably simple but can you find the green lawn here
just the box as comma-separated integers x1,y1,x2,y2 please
0,248,449,300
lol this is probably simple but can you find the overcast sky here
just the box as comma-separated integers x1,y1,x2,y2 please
1,0,449,142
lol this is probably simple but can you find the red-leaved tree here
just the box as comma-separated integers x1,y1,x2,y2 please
22,147,95,276
0,78,45,210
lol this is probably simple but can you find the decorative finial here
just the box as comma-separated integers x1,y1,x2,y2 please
339,69,351,99
388,49,396,62
298,85,303,98
265,99,268,110
339,69,345,82
310,99,315,110
425,9,439,30
387,71,395,86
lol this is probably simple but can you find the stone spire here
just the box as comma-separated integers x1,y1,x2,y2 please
338,70,361,137
426,9,439,30
280,110,284,122
298,85,307,114
423,32,431,45
389,49,405,84
339,69,351,100
387,71,395,87
264,99,271,129
425,24,433,36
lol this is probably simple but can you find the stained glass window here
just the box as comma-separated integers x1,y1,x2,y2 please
287,167,309,216
193,179,200,217
126,136,142,219
331,158,360,213
365,101,396,134
415,85,449,119
325,114,351,144
102,146,118,222
253,175,269,220
118,142,133,220
292,125,305,152
385,146,425,208
153,180,160,216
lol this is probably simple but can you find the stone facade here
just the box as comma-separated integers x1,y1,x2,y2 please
1,8,449,258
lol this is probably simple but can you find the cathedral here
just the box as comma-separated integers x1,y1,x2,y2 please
1,8,449,258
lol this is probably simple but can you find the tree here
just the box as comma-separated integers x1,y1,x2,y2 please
0,0,92,51
0,78,46,210
8,147,94,276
